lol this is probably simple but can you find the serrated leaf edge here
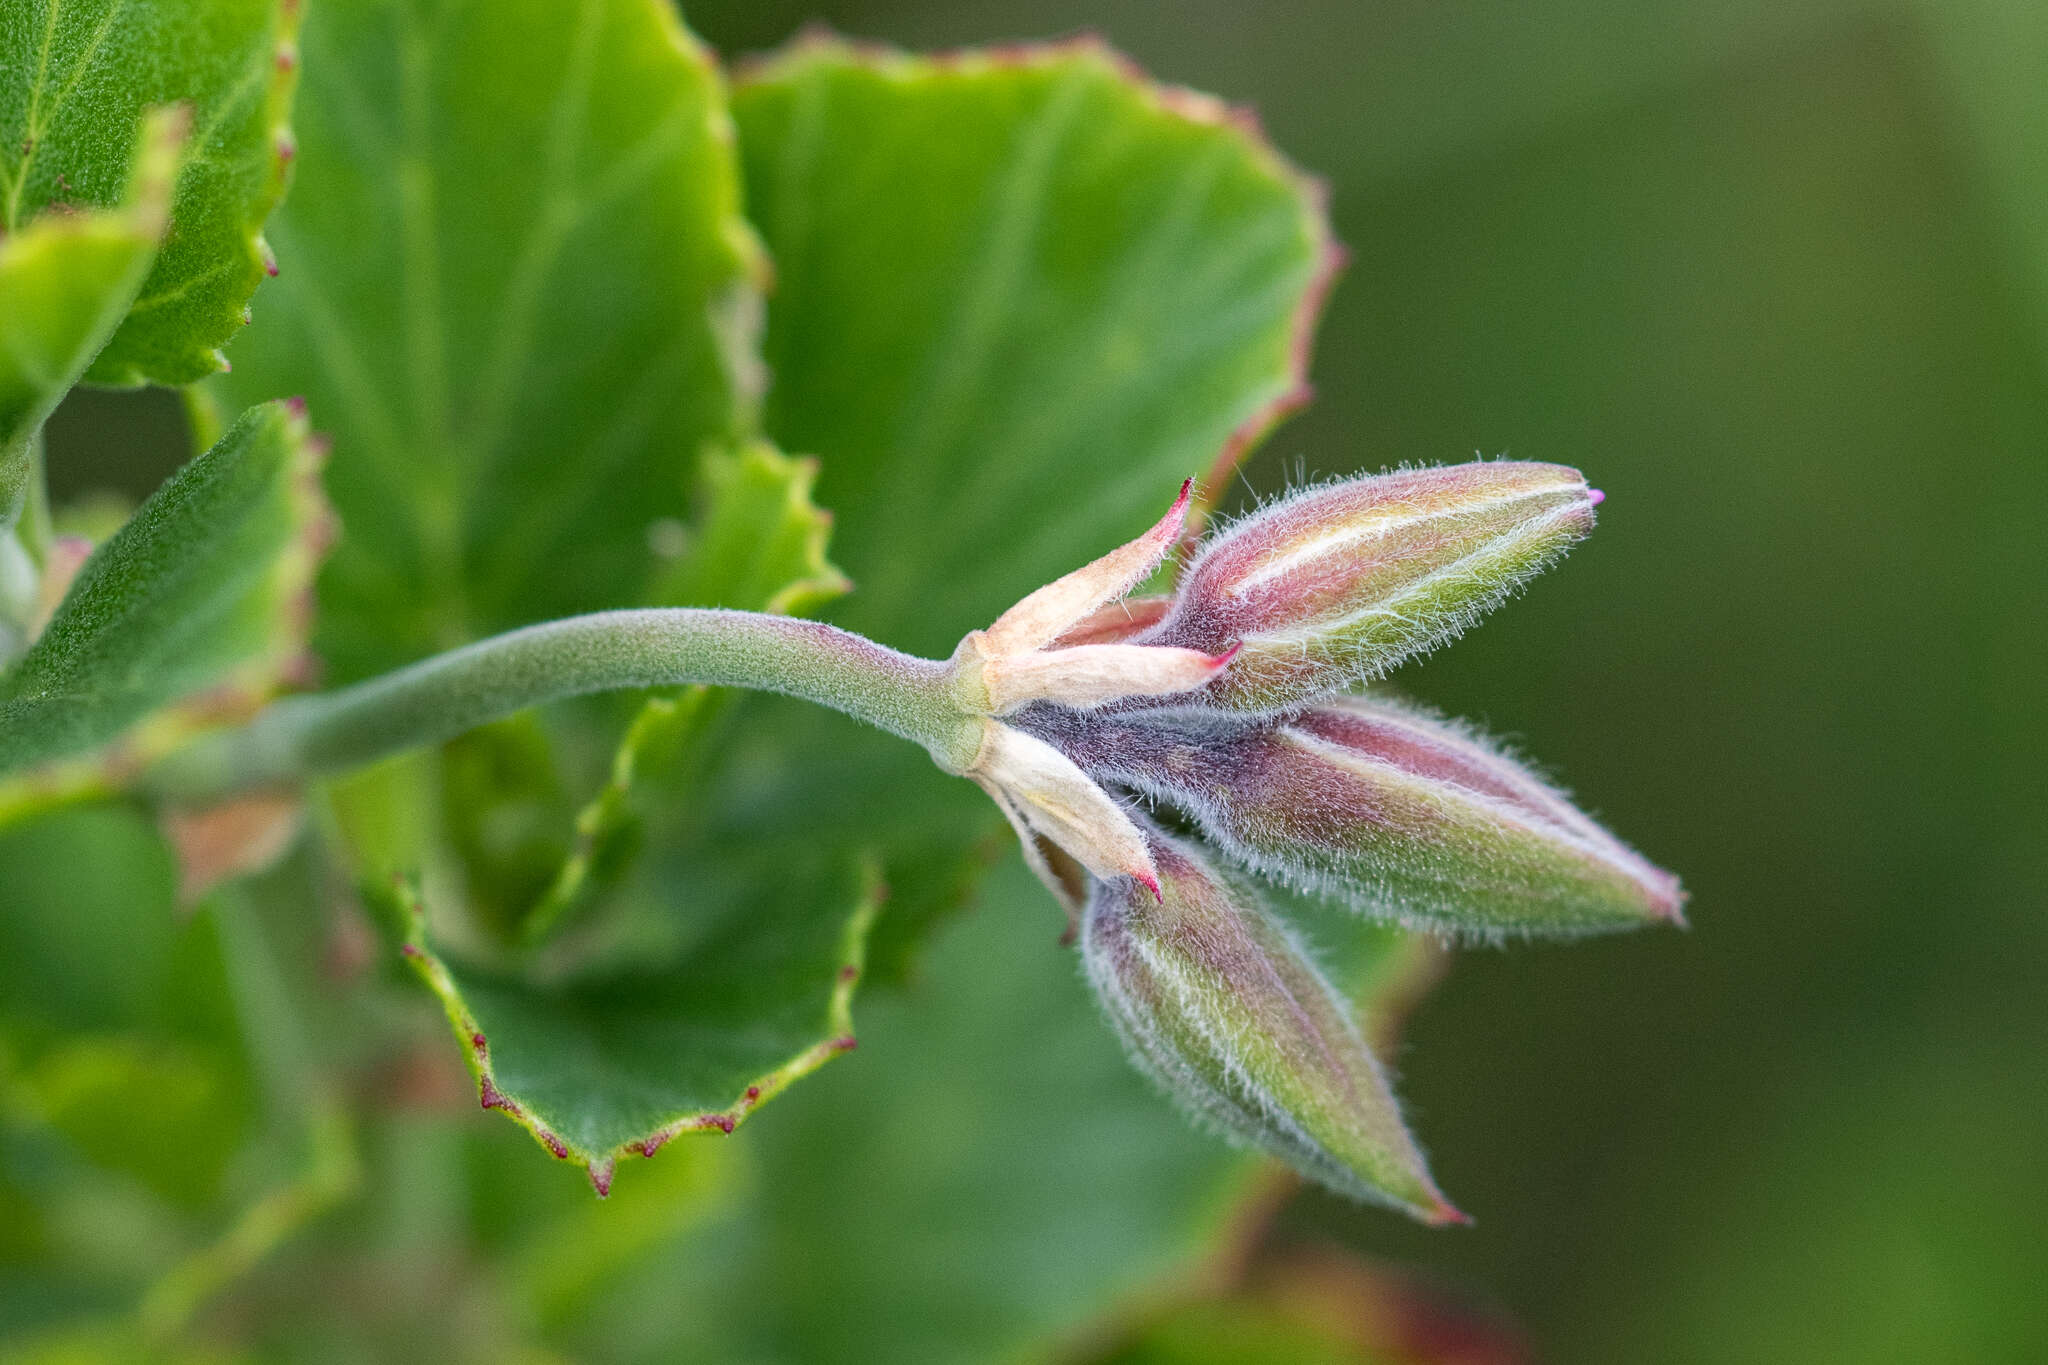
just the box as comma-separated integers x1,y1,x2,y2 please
390,861,881,1197
0,399,333,829
749,447,854,615
730,29,1343,533
86,0,306,385
517,441,851,945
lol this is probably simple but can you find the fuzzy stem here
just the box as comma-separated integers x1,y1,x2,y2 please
146,608,978,802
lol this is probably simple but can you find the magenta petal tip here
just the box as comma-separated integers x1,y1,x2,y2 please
1587,488,1606,506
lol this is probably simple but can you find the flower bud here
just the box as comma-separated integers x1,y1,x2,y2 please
1076,696,1684,937
1082,833,1460,1221
1147,463,1597,713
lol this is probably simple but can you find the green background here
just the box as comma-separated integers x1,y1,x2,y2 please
41,0,2046,1359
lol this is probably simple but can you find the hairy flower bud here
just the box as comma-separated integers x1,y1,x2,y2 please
1145,463,1597,714
1081,832,1461,1222
1069,696,1684,938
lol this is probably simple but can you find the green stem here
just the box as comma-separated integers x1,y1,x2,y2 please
147,608,977,802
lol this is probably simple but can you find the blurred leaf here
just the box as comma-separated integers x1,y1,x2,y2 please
518,437,850,943
0,805,231,1038
720,36,1337,972
0,401,328,780
438,714,578,942
1083,1243,1529,1365
137,1100,360,1344
734,35,1333,649
1088,1300,1378,1365
0,0,300,386
0,109,177,528
0,1320,251,1365
372,854,878,1193
645,439,850,617
211,0,766,682
0,803,254,1211
500,1131,740,1331
5,1037,244,1211
550,863,1436,1363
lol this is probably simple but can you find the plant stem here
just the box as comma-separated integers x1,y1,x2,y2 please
146,608,976,802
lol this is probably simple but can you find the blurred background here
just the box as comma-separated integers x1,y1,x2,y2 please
43,0,2046,1360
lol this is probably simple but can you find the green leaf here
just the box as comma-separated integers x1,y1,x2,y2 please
0,107,178,527
3,814,361,1348
733,35,1336,655
516,437,850,943
0,400,329,779
719,36,1338,970
211,0,767,682
646,439,851,618
374,853,879,1194
0,804,255,1209
555,863,1436,1361
0,0,301,386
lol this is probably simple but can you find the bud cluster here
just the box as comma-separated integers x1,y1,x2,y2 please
939,462,1682,1217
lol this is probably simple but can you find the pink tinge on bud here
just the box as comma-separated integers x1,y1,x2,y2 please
1144,462,1597,713
1588,488,1606,506
1081,831,1456,1219
1048,594,1173,647
1073,695,1684,938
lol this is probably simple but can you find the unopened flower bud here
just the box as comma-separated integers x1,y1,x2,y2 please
953,483,1237,910
1082,832,1461,1222
1074,696,1683,937
1147,463,1597,714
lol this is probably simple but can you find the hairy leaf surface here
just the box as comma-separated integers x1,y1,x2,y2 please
0,0,300,385
0,400,327,777
0,108,177,530
213,0,766,681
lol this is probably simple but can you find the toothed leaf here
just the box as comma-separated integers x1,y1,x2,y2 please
369,852,878,1190
735,36,1331,655
0,400,328,779
725,36,1337,970
510,440,849,944
0,0,300,386
0,108,178,526
615,862,1438,1360
211,0,765,683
